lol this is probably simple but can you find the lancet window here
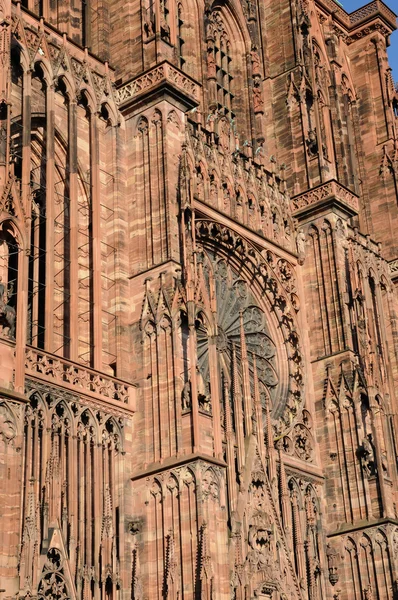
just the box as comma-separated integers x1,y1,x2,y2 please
0,225,19,339
82,0,90,49
176,3,185,70
206,11,240,121
340,75,359,189
369,275,383,357
170,0,200,78
215,35,234,118
393,98,398,119
8,45,118,370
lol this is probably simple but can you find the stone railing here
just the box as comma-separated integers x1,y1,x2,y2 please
350,1,396,28
292,180,359,214
317,0,350,25
389,259,398,278
316,0,396,29
116,61,200,106
25,347,135,409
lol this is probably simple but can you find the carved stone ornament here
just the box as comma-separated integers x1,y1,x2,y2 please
292,423,313,462
326,544,340,586
38,549,70,600
0,402,16,442
202,468,219,501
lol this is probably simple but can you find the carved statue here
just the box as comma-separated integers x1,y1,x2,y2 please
246,513,273,577
197,366,211,413
326,544,340,586
0,404,16,442
296,229,306,265
245,0,256,21
144,12,155,37
253,82,264,114
182,379,191,410
207,45,217,79
306,130,318,157
195,168,204,201
251,47,261,78
364,585,374,600
159,4,170,43
360,435,376,477
0,275,15,338
195,366,211,413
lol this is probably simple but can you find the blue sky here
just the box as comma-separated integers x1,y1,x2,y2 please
341,0,398,81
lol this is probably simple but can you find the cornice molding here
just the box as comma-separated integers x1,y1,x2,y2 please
131,453,227,481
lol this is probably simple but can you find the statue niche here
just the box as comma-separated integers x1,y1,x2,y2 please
0,226,18,338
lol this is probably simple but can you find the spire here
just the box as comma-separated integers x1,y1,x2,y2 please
231,532,245,598
305,492,316,600
179,142,191,210
224,377,237,511
101,484,114,584
291,488,307,591
239,312,252,437
200,521,214,598
231,343,245,476
165,529,179,598
252,353,265,460
264,389,276,483
278,444,291,546
20,478,39,591
102,483,114,540
132,538,144,600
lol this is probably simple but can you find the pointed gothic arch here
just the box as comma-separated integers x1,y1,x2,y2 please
205,3,250,136
174,0,201,78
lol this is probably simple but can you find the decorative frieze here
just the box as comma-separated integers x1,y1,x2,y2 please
349,1,396,28
389,258,398,280
316,0,396,30
116,62,200,107
292,179,359,217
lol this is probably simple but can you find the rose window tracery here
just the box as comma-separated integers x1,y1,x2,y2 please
196,254,279,406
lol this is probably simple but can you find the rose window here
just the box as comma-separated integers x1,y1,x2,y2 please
196,255,280,408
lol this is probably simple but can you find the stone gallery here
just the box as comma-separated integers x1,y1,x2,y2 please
0,0,398,597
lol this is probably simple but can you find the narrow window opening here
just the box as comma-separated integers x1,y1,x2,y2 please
177,3,185,70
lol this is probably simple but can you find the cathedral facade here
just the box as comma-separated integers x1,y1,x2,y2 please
0,0,398,598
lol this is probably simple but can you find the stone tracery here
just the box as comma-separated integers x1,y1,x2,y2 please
195,218,305,431
196,253,279,401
